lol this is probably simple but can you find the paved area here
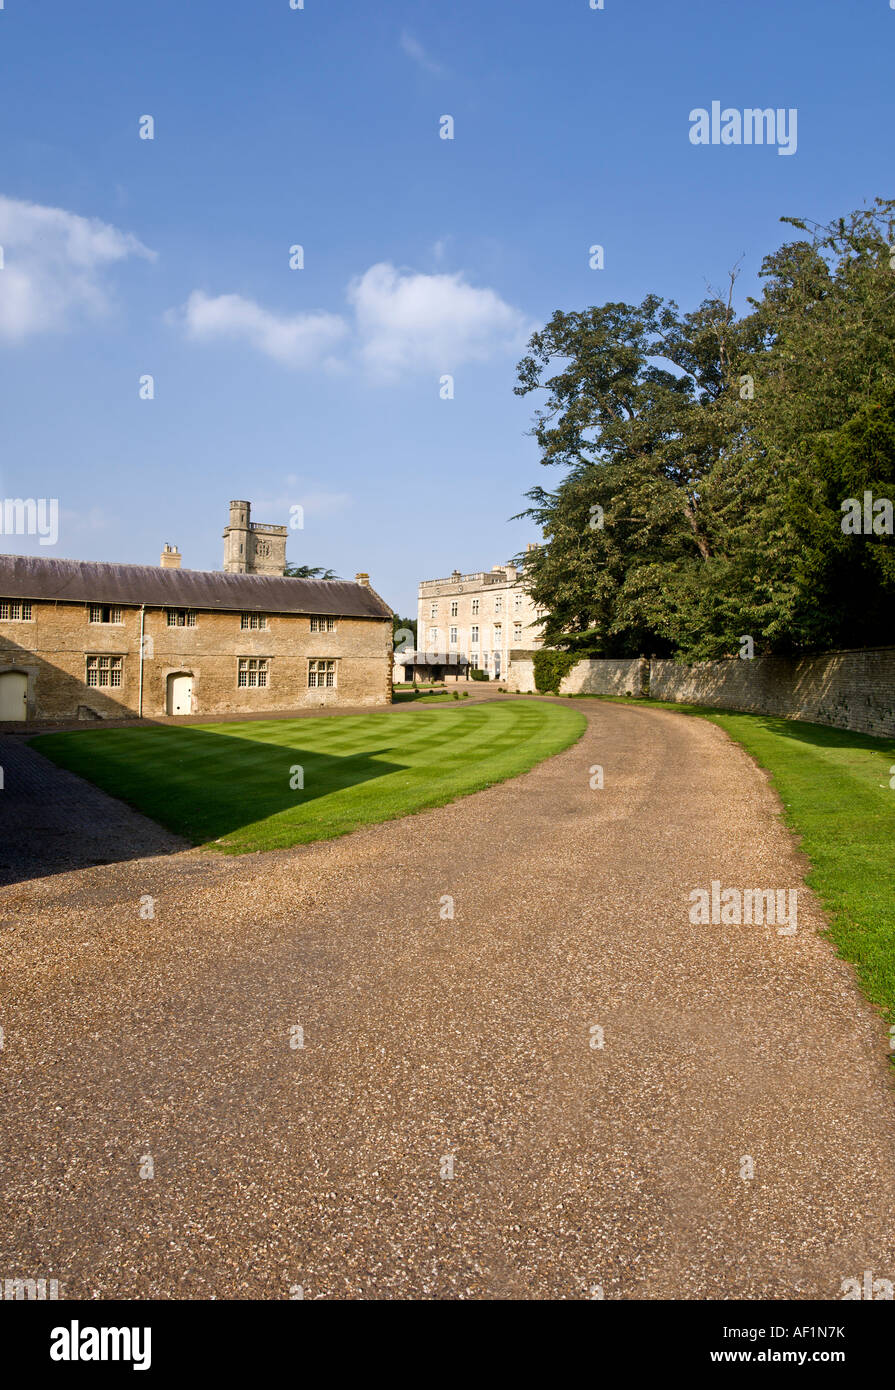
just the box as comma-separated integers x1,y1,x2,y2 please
0,691,490,882
2,699,894,1299
0,735,184,886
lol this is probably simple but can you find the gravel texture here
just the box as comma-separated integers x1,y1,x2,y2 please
0,734,185,886
2,698,894,1300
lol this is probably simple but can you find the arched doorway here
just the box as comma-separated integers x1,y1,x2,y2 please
0,670,28,721
166,672,193,716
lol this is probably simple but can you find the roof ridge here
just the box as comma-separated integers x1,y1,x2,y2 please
0,554,391,619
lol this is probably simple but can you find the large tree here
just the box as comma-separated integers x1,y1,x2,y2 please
515,199,895,658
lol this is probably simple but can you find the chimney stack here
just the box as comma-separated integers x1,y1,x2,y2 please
355,571,370,587
160,544,181,569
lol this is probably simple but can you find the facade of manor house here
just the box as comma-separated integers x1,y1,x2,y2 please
404,550,544,683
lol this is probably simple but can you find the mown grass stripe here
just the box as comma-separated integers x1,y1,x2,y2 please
34,701,585,854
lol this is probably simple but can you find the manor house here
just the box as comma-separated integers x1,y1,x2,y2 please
412,551,544,682
0,502,392,722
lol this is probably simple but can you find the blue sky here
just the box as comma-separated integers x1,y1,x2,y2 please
0,0,891,615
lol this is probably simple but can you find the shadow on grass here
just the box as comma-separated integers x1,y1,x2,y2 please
30,723,405,854
714,713,895,756
602,696,895,756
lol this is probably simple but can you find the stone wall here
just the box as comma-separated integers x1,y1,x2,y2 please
560,657,647,697
650,647,895,738
506,653,537,693
506,652,646,697
506,645,895,737
0,600,392,721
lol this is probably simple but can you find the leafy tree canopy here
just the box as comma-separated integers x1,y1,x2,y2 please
284,564,340,579
515,199,895,659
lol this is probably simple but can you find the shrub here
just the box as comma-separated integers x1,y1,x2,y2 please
470,668,489,681
533,649,578,694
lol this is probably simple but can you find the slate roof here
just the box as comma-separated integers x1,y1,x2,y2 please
0,554,392,620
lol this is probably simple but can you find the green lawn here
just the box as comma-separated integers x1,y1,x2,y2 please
33,700,585,854
606,697,895,1029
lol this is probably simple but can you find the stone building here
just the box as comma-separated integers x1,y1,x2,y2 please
416,552,544,681
392,650,470,684
222,499,288,575
0,552,392,723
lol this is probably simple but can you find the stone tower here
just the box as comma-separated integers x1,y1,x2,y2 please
222,500,287,576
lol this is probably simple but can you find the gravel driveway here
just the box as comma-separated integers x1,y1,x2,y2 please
2,699,894,1299
0,735,184,886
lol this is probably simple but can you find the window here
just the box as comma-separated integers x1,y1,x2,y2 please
241,613,268,630
308,658,336,688
494,624,502,644
470,624,479,644
430,602,438,619
514,592,523,612
309,616,335,632
237,657,269,688
494,595,503,614
449,626,458,646
450,600,458,617
0,599,32,621
167,608,197,627
514,622,523,643
428,627,438,644
471,598,479,616
86,655,122,688
88,604,121,624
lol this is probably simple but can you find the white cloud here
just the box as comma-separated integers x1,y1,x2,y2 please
176,290,348,368
400,30,443,75
171,264,529,383
348,262,531,380
0,195,154,340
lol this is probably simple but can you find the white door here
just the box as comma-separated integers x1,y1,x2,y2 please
0,670,27,721
166,673,193,716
